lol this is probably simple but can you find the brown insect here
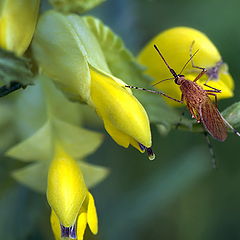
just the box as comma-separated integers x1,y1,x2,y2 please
126,44,240,142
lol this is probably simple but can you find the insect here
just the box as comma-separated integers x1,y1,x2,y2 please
126,44,240,144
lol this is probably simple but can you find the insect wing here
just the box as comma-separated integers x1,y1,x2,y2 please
199,99,228,142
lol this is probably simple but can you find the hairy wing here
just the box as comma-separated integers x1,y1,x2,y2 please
199,99,228,142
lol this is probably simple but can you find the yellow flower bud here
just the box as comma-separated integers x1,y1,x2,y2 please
138,27,234,106
0,0,40,55
47,144,87,228
32,11,153,157
90,69,151,151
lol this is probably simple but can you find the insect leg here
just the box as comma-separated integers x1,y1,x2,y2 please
206,92,218,107
203,131,217,169
187,103,200,122
204,83,221,92
125,85,183,103
189,41,208,82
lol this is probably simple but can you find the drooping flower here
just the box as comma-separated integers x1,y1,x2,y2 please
32,11,154,159
50,192,98,240
47,144,98,239
138,27,234,106
0,0,40,55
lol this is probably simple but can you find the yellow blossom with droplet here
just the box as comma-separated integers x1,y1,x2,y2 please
32,11,154,158
0,0,40,55
90,69,151,151
138,27,234,106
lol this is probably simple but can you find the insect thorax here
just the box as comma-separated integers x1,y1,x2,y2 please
180,79,207,104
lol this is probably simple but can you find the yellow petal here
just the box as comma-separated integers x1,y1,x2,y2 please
138,27,234,106
47,144,87,227
76,211,88,240
50,210,61,240
86,192,98,235
90,68,152,150
0,0,40,55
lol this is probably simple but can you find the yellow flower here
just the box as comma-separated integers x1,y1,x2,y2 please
89,69,152,155
0,0,40,55
138,27,234,106
50,192,98,240
47,144,87,227
47,144,98,239
32,11,154,159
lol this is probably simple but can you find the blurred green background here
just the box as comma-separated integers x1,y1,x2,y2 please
1,0,240,240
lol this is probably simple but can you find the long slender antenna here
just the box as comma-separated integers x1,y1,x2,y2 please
154,45,178,78
179,49,200,75
125,85,183,103
152,77,175,87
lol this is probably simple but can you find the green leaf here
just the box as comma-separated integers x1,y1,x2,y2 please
12,160,109,193
79,161,109,189
0,48,33,96
32,11,111,103
14,76,84,139
49,0,105,14
12,162,49,193
6,117,104,163
83,16,182,132
222,101,240,128
53,118,103,159
6,121,53,162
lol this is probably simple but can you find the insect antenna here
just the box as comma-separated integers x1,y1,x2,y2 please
154,45,178,78
179,49,200,75
203,131,217,169
125,85,183,103
152,77,175,87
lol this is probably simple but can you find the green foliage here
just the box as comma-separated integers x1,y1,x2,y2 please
49,0,105,14
222,101,240,128
6,76,108,192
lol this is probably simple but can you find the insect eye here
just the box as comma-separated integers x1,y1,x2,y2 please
174,78,179,84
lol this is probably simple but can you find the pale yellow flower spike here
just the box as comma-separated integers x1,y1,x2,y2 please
138,27,234,106
0,0,40,55
90,69,152,151
47,144,87,228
